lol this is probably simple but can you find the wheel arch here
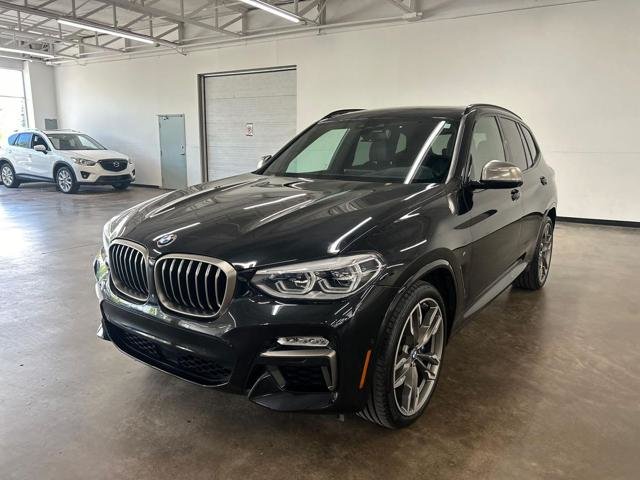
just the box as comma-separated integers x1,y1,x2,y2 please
377,256,463,347
52,160,74,179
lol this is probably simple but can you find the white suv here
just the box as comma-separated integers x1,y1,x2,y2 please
0,129,135,194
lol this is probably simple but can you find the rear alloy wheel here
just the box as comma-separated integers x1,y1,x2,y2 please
56,166,79,194
514,217,554,290
359,281,446,428
1,163,20,188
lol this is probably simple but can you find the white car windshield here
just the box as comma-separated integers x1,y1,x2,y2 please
47,133,106,151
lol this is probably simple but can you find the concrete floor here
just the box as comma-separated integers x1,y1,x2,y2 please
0,183,638,480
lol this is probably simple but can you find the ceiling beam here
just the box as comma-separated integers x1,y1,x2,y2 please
91,0,242,37
0,0,180,49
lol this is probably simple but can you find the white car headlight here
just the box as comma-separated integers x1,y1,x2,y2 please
73,157,96,166
252,254,384,300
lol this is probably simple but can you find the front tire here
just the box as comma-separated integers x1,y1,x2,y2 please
1,163,20,188
513,217,554,290
56,166,79,194
359,281,447,429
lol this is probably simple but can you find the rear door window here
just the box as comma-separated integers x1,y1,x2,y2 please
499,118,528,171
519,124,539,164
15,133,32,148
8,133,18,145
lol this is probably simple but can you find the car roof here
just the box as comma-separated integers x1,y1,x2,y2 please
323,104,521,122
324,107,467,122
43,129,79,134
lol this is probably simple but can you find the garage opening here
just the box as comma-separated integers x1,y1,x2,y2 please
199,66,297,182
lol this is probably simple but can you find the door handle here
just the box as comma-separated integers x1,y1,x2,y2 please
510,189,520,201
540,176,548,185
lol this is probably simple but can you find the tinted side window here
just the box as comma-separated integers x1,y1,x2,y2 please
499,118,528,171
16,133,32,148
468,116,505,181
519,125,538,163
8,133,18,145
32,134,48,150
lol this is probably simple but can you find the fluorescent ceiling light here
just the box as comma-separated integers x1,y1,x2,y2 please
237,0,303,23
0,46,55,59
57,18,156,45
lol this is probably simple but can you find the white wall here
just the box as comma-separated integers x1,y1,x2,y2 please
23,62,58,130
54,0,640,222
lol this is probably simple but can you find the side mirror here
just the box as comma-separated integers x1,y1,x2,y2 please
257,155,272,169
476,160,523,189
34,144,48,153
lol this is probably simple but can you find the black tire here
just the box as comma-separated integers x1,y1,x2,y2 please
1,162,20,188
55,165,79,194
112,182,131,191
513,217,554,290
359,281,447,429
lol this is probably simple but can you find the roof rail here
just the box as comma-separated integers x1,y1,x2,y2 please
321,109,364,120
465,104,521,119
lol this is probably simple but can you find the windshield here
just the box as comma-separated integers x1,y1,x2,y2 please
263,117,458,183
47,133,106,151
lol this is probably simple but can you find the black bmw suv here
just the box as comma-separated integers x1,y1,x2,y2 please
95,104,556,428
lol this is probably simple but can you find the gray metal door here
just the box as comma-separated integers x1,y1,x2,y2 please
159,114,187,190
203,67,297,181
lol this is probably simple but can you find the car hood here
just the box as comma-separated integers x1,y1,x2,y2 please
62,149,128,161
114,173,442,269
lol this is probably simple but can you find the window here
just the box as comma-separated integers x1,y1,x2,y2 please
0,69,28,145
499,118,528,171
468,116,505,181
265,117,458,184
47,133,106,151
519,124,538,164
7,133,18,145
15,133,32,148
286,129,348,174
32,134,49,151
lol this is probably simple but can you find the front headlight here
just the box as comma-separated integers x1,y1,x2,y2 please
73,157,96,166
252,254,384,300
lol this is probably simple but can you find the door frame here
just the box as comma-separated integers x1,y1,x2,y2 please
158,113,187,190
197,65,297,183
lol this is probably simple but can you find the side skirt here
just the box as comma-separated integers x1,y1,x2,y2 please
463,260,528,319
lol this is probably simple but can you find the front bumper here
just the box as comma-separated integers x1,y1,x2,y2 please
94,250,397,413
72,163,135,184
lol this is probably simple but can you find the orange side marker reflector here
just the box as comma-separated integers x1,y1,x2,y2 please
358,349,373,390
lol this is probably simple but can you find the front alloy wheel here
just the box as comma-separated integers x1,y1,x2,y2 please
393,298,444,416
359,281,446,428
56,166,79,194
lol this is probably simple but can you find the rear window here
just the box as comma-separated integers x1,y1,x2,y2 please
7,133,18,145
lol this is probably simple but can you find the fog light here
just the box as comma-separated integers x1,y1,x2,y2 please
277,336,329,347
81,171,90,179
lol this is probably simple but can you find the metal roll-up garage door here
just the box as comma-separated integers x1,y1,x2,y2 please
202,67,297,181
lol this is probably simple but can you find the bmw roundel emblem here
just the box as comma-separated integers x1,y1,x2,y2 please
156,233,177,247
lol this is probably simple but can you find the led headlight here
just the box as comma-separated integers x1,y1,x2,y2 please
73,157,96,166
252,254,384,300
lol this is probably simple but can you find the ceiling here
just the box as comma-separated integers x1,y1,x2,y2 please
0,0,425,63
0,0,597,64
